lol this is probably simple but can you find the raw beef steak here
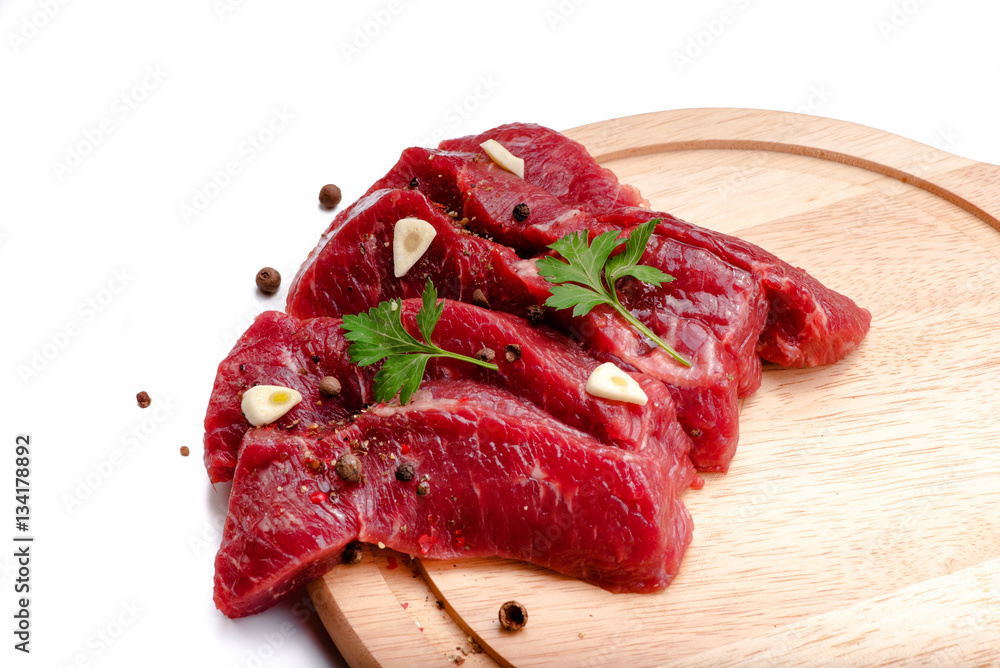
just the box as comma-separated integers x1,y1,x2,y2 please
438,122,649,214
214,381,694,617
284,189,741,471
203,311,374,484
599,208,873,367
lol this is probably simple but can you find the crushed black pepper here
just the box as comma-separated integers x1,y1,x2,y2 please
471,289,490,309
525,305,545,324
409,177,418,189
341,542,363,564
395,462,416,482
416,480,430,496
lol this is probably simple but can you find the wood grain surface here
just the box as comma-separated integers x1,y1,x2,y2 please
309,108,1000,667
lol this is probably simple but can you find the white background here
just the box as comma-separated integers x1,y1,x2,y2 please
2,1,998,666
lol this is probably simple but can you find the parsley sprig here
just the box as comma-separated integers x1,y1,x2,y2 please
342,279,499,404
535,218,691,367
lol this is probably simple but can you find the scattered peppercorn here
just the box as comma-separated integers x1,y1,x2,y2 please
319,376,342,397
256,267,281,294
319,184,342,209
179,446,190,457
395,462,416,482
136,391,151,408
416,480,430,496
409,177,418,189
525,305,545,324
475,347,495,363
512,202,530,222
335,453,363,483
504,344,522,362
311,354,321,364
471,288,490,309
498,601,528,631
341,541,363,565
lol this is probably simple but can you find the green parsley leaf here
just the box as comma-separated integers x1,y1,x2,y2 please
342,279,499,404
535,218,691,367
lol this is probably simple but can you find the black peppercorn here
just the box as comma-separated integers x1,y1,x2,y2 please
416,480,430,496
395,463,416,482
409,177,418,189
512,202,530,222
504,344,522,362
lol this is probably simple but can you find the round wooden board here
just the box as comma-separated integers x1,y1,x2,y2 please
310,108,1000,667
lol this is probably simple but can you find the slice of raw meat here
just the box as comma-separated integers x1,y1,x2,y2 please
438,122,649,214
437,125,870,369
214,380,694,618
599,208,873,367
206,298,698,480
366,146,766,397
284,188,741,471
285,188,540,321
366,146,596,257
511,258,741,472
202,311,375,484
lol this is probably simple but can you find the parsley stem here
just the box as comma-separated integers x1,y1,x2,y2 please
607,278,692,367
433,349,499,371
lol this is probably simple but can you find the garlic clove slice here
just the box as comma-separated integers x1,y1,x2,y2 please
241,385,303,426
393,217,437,278
585,363,648,406
480,139,524,178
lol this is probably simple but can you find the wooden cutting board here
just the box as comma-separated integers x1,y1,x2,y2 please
307,108,1000,667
